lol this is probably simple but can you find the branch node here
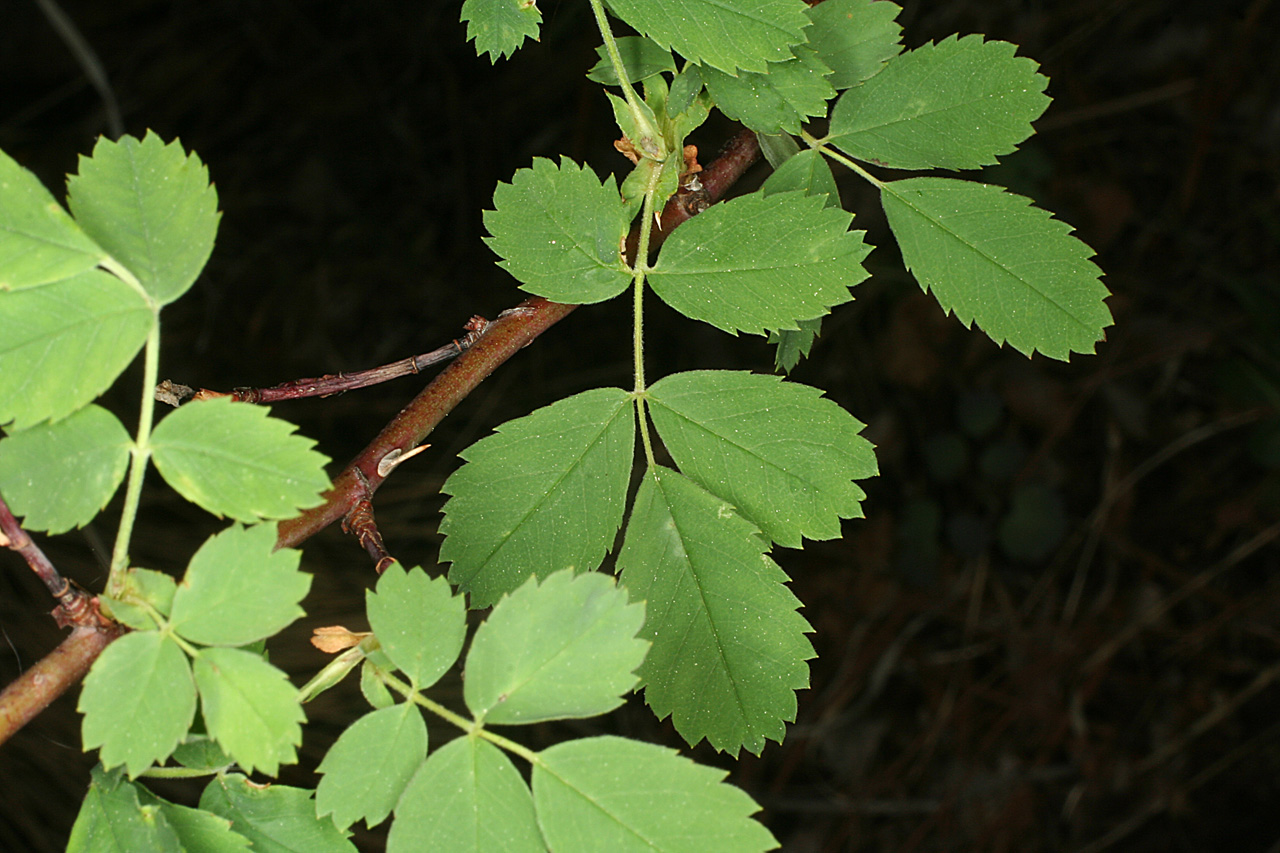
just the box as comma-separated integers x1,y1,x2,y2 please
342,469,397,573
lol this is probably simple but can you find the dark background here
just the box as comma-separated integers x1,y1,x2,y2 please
2,0,1279,850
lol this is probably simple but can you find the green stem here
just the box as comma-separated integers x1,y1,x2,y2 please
631,158,665,468
588,0,661,151
107,319,161,598
802,130,886,189
376,669,541,765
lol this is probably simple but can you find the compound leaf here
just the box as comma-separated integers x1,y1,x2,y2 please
0,403,130,534
881,177,1112,359
67,768,183,853
647,371,877,548
461,0,541,62
193,647,305,777
702,49,834,135
150,397,330,523
79,632,197,778
484,157,632,304
316,703,427,831
200,774,355,853
606,0,810,75
169,523,311,646
0,269,153,430
617,466,814,754
440,387,635,608
533,736,776,852
67,131,219,305
0,147,105,291
464,569,647,725
388,735,543,853
828,34,1050,170
806,0,903,89
366,564,466,689
648,190,869,336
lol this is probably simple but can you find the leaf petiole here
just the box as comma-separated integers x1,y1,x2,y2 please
802,129,885,189
375,667,541,766
107,319,161,598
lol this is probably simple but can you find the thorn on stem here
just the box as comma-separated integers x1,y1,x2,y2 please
377,444,429,478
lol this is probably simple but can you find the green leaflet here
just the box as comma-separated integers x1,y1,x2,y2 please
200,774,355,853
67,768,183,853
131,783,253,853
316,703,428,831
464,570,648,725
701,48,834,134
192,647,306,776
366,564,467,689
67,131,219,306
647,190,870,336
0,403,130,534
169,524,311,646
0,147,105,291
760,148,840,204
149,806,251,853
828,34,1050,170
101,567,179,631
587,36,677,85
647,370,877,548
439,387,635,607
0,268,153,430
405,741,542,853
768,317,822,373
758,149,842,371
532,736,777,852
881,177,1112,359
805,0,903,90
617,466,814,755
360,660,395,709
78,632,197,778
606,0,810,75
484,157,632,304
171,738,235,773
149,397,331,523
756,131,801,168
389,735,543,853
461,0,541,62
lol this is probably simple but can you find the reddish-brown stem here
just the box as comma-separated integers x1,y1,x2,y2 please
0,624,125,745
276,297,578,548
0,493,105,630
158,316,491,406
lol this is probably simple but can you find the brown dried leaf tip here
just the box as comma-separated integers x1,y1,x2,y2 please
311,625,370,653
